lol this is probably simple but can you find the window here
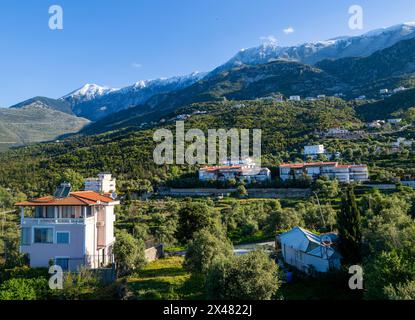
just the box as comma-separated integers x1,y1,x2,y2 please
34,228,53,244
62,206,74,219
35,207,44,218
21,228,31,245
55,258,69,271
56,232,70,244
46,206,55,218
86,206,93,218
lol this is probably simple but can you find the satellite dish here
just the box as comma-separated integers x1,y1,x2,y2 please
321,235,333,246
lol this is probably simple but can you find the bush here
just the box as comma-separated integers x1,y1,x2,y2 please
184,229,233,274
0,277,49,300
51,268,103,300
175,202,217,244
0,266,49,283
206,251,280,300
385,280,415,300
114,230,146,276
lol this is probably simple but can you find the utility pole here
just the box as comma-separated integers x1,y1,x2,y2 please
313,191,326,228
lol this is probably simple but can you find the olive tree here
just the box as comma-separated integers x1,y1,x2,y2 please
113,230,146,276
184,228,233,274
206,251,281,300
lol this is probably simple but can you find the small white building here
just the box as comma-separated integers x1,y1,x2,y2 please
303,145,325,157
325,128,350,136
278,227,341,273
289,95,301,101
393,86,407,94
367,120,385,128
391,138,414,151
387,118,403,124
84,173,116,194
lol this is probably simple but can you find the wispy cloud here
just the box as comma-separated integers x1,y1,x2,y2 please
260,35,278,45
283,27,295,35
131,62,143,68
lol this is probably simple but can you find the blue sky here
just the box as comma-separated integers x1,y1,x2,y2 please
1,0,415,107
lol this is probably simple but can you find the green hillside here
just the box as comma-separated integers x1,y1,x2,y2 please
356,88,415,121
10,96,73,115
0,106,90,152
0,98,362,195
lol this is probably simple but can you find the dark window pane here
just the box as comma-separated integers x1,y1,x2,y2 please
55,258,69,271
35,207,44,218
57,232,70,244
46,206,55,218
21,228,31,245
34,228,53,244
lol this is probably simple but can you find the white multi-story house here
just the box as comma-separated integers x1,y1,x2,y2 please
278,227,341,273
303,145,325,157
17,183,120,271
84,173,116,193
279,162,369,183
289,95,301,101
199,158,271,184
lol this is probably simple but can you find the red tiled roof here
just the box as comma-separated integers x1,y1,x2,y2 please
16,191,115,207
279,162,367,170
279,162,338,169
71,191,114,203
200,165,243,172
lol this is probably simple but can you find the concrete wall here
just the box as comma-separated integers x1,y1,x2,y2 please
145,245,164,262
160,188,312,198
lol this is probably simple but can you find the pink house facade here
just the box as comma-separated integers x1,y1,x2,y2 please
17,189,119,271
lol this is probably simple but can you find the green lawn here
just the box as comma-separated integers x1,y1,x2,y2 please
280,275,363,300
127,256,205,300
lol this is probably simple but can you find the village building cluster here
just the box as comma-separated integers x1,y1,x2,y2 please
279,162,369,184
199,158,271,183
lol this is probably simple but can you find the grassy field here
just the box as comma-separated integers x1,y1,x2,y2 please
280,275,363,300
127,256,205,300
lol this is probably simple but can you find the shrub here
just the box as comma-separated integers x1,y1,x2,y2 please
206,251,280,300
114,230,146,276
0,277,49,300
184,229,233,274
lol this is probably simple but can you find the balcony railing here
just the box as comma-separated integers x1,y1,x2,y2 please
22,217,93,225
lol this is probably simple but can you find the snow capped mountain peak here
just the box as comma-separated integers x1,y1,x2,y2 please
62,83,116,103
120,71,207,93
133,80,147,89
361,22,415,38
210,22,415,74
61,72,207,121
